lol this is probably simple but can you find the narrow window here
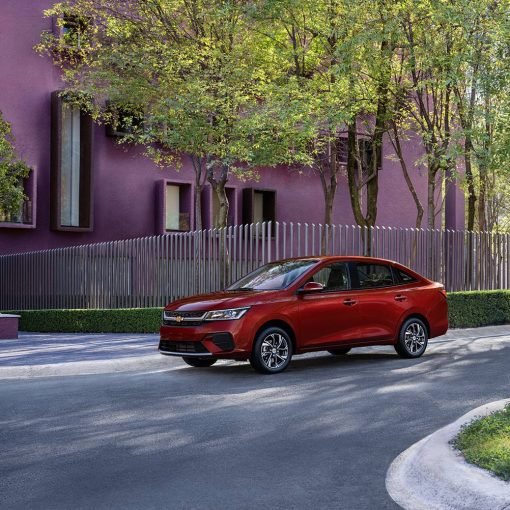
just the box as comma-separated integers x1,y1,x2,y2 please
51,91,93,231
60,102,81,226
165,184,181,231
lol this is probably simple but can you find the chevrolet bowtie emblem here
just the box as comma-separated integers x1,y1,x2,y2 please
175,315,183,323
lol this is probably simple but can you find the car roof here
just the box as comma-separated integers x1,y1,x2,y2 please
276,255,400,265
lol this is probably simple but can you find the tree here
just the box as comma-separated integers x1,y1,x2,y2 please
0,112,30,219
38,0,273,230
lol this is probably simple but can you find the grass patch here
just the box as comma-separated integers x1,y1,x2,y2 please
453,404,510,481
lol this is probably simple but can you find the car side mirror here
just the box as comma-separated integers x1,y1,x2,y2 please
298,281,324,294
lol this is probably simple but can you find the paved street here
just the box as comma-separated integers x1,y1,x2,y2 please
1,326,510,510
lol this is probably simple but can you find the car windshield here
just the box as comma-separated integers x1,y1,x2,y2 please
228,259,318,291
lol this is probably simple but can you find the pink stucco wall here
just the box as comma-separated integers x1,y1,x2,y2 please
0,0,464,255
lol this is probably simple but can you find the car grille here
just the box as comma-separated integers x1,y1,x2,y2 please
159,340,209,354
163,310,205,327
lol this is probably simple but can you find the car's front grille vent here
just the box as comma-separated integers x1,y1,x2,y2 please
163,310,205,326
159,340,209,354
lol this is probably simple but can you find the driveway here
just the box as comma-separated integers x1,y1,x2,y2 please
1,326,509,509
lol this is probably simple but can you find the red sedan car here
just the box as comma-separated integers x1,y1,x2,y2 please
159,256,448,374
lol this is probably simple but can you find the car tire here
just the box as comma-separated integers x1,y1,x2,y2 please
249,327,293,374
328,348,351,355
182,357,217,368
395,317,428,358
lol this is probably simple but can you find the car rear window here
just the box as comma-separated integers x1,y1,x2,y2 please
396,268,417,283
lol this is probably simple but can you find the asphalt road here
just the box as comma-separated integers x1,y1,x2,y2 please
1,326,510,510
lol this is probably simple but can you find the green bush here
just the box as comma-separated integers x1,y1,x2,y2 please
447,290,510,328
6,308,163,333
5,290,510,333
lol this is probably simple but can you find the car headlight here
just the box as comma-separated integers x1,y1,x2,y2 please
203,307,250,321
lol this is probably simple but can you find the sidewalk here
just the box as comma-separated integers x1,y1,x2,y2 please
0,332,173,378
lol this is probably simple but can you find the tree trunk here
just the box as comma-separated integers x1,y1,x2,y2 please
194,184,203,231
390,123,424,229
207,162,230,288
464,136,476,231
478,165,487,232
427,163,438,230
190,155,207,231
318,138,338,254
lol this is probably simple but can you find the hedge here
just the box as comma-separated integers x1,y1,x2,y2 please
6,308,163,333
5,290,510,333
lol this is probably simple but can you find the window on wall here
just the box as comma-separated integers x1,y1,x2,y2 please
0,170,37,228
242,188,276,225
336,137,375,175
358,138,374,177
105,101,145,138
159,181,191,232
337,137,348,164
51,91,93,231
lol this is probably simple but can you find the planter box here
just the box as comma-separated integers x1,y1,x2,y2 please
0,314,20,339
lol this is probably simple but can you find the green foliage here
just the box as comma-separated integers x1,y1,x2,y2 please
454,404,510,481
6,290,510,333
0,111,30,217
8,308,163,333
447,291,510,328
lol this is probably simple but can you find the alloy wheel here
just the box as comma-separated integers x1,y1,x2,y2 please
260,333,289,370
404,322,426,354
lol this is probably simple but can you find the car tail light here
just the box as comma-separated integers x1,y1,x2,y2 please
439,286,447,298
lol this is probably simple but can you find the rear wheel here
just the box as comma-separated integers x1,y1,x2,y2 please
395,318,428,358
182,357,217,368
250,327,293,374
328,348,351,356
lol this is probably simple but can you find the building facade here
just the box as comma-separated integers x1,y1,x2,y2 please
0,0,465,255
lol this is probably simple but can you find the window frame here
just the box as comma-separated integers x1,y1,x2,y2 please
50,91,94,232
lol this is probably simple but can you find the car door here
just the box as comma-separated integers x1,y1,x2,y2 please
351,262,411,341
297,261,361,349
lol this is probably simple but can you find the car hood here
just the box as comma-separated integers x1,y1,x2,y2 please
165,290,279,312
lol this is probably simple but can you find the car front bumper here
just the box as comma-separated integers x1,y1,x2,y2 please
159,320,252,359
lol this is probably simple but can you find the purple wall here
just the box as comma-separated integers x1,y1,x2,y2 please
0,0,464,255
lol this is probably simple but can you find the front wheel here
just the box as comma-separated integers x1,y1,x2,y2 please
395,318,428,358
249,327,293,374
182,357,217,368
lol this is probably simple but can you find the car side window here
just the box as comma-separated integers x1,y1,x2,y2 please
310,262,350,292
355,263,394,289
396,268,417,284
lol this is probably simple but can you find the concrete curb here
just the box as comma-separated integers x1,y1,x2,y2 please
386,399,510,510
0,354,174,379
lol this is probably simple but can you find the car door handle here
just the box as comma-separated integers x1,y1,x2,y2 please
343,299,357,306
395,295,407,302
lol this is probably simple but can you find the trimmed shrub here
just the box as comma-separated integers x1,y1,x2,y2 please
447,291,510,328
5,290,510,333
6,308,163,333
